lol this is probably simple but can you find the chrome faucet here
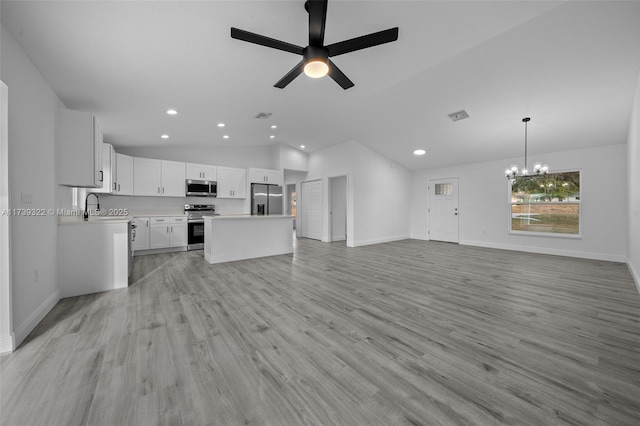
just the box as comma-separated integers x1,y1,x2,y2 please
84,193,100,221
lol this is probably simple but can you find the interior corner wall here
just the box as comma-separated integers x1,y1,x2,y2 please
1,25,61,347
627,70,640,291
306,141,411,247
352,143,411,246
279,143,309,172
410,143,628,262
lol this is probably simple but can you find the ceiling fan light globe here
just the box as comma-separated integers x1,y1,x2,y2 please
304,60,329,78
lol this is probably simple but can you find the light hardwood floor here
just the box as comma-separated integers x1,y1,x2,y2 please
1,238,639,425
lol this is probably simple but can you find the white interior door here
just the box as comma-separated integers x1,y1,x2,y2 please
301,180,322,240
428,178,459,243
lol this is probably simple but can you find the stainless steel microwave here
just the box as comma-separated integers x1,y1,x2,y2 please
185,179,217,197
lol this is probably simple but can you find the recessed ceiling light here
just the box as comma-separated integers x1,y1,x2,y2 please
300,145,306,149
270,125,277,129
217,123,225,127
166,109,178,115
270,135,275,139
161,134,169,139
223,135,229,139
413,149,426,156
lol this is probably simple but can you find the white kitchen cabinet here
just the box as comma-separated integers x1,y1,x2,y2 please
161,160,186,197
132,217,150,251
133,157,162,196
57,108,103,188
95,143,117,194
149,216,187,248
248,168,281,185
58,221,129,297
217,166,246,199
115,153,133,195
186,163,217,181
134,158,185,197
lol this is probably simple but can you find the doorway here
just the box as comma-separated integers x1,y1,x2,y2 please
300,179,322,240
286,184,296,229
328,175,347,242
428,177,459,243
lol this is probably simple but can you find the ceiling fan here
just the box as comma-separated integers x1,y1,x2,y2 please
230,0,399,90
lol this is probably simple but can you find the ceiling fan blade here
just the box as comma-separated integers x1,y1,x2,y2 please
307,0,328,46
231,27,304,55
327,59,354,90
274,60,306,88
326,27,399,57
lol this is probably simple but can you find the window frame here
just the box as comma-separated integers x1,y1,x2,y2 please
508,168,582,239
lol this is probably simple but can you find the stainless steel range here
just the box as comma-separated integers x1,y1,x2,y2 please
185,204,215,250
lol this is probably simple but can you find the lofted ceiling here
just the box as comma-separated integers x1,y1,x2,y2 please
2,1,639,171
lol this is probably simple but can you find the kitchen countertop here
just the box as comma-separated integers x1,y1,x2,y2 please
204,214,293,220
57,211,187,225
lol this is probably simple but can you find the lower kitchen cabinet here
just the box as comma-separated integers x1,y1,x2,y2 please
132,217,150,251
149,216,187,249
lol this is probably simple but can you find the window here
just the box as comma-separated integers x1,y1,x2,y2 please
509,171,580,236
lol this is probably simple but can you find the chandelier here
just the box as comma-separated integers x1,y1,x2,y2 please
505,117,548,179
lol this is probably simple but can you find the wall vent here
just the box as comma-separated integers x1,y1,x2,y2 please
448,110,469,122
255,112,273,119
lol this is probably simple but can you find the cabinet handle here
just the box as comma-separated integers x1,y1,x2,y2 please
158,187,160,194
171,226,173,232
99,170,103,182
118,183,121,192
113,182,116,191
162,187,165,194
167,226,169,233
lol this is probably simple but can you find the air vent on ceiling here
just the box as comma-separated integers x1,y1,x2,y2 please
448,110,469,122
255,112,273,119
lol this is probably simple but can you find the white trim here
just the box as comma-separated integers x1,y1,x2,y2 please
14,289,60,348
410,234,429,241
459,239,626,263
0,81,12,354
353,234,410,247
0,333,15,355
331,236,346,242
628,260,640,295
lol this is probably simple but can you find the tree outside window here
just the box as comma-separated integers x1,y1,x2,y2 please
510,171,580,236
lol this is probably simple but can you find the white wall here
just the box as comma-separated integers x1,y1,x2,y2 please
411,144,628,262
1,25,61,348
627,70,640,290
278,143,308,172
352,143,411,246
305,141,411,247
330,175,347,241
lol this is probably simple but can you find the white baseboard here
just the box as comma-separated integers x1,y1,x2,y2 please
458,239,627,263
353,234,410,247
14,289,60,348
627,260,640,295
410,234,429,241
0,333,15,355
330,236,346,242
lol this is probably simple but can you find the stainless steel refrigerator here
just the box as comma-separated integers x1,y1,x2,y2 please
251,184,283,215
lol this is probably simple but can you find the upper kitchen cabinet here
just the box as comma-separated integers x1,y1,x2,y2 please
161,160,186,196
248,168,281,185
57,108,103,187
133,157,161,196
115,153,133,195
133,157,185,197
94,143,117,194
217,166,246,199
186,163,217,181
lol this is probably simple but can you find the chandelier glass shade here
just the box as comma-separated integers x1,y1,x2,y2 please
505,117,548,179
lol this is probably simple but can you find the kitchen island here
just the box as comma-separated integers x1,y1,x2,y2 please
203,215,294,264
